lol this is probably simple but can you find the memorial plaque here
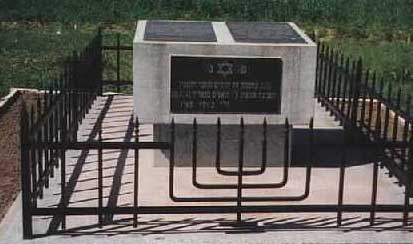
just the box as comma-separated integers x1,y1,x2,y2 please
170,56,282,114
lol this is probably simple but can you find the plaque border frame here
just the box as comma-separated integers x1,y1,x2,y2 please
169,54,284,115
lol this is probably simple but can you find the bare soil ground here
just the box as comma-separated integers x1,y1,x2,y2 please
0,92,38,222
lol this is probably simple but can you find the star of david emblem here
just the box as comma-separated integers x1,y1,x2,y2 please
217,62,233,77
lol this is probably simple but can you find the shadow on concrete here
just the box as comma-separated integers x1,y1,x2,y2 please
46,96,136,233
292,128,378,167
35,215,413,238
153,123,378,168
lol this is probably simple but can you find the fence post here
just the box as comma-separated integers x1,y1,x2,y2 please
21,104,33,239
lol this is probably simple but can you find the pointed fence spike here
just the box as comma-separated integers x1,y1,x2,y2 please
193,118,197,129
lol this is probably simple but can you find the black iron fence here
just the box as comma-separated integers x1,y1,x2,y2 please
20,30,103,239
316,42,413,188
18,32,413,239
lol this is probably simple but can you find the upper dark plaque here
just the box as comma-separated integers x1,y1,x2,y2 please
144,21,217,42
227,22,306,44
171,56,282,114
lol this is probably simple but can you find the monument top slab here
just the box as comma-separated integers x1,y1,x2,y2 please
144,21,217,42
226,22,306,44
137,20,314,46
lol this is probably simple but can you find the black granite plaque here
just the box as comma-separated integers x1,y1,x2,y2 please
227,22,306,44
144,21,217,42
171,56,282,114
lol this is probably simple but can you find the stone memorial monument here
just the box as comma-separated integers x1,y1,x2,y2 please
133,20,316,166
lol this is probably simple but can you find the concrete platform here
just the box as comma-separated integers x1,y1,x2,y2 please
1,95,413,244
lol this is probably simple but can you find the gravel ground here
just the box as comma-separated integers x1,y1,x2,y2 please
0,92,38,222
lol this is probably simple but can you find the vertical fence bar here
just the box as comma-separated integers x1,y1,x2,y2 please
116,33,121,93
350,59,362,127
315,42,320,97
403,127,413,225
340,58,350,117
67,91,72,142
317,44,325,101
383,84,392,141
321,46,330,105
44,91,50,188
169,119,175,199
376,79,385,140
29,106,37,208
21,105,33,239
367,72,376,132
337,126,348,226
133,117,139,228
36,97,44,199
345,61,355,122
393,88,402,142
192,118,198,185
402,95,411,170
326,49,334,107
360,70,370,127
55,83,60,169
215,117,221,173
330,51,339,105
262,118,267,174
307,118,314,195
335,54,344,108
237,117,245,223
60,97,67,230
370,141,380,225
98,125,103,228
49,86,55,177
73,91,78,140
348,60,355,123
